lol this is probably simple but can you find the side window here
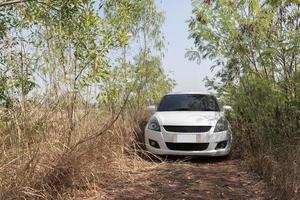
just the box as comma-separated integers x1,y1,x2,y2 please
202,95,219,111
157,96,168,111
207,98,216,111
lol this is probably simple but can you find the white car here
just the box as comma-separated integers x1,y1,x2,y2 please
145,92,232,156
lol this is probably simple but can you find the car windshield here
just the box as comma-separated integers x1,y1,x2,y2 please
157,94,220,112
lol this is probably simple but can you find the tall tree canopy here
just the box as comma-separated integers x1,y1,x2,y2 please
188,0,300,97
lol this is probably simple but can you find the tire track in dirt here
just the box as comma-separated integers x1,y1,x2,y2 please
106,158,271,200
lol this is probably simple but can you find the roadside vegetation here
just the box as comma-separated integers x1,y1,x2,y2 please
188,0,300,199
0,0,173,199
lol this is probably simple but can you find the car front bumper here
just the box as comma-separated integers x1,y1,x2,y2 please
145,127,232,156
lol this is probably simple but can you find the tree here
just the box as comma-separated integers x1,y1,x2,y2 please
99,0,175,119
188,1,300,197
188,0,300,98
0,0,169,145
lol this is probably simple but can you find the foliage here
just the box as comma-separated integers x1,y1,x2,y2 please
189,0,300,198
189,0,299,89
0,0,173,198
99,52,175,116
99,0,174,118
0,0,175,146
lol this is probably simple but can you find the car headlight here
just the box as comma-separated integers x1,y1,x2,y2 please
214,117,229,132
148,117,161,132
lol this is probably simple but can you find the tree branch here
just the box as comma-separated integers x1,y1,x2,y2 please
0,0,29,7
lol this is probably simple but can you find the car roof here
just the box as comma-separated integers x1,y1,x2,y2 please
167,91,216,96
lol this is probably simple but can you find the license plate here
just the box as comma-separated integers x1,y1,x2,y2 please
177,134,197,143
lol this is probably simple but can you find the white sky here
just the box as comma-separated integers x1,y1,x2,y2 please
159,0,215,93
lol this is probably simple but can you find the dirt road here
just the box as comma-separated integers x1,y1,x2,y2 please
103,157,271,200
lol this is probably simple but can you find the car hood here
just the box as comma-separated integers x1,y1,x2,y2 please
154,111,223,126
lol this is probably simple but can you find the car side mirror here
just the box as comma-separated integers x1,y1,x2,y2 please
147,105,157,113
223,105,233,112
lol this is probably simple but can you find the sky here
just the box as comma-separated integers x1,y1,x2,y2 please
158,0,214,93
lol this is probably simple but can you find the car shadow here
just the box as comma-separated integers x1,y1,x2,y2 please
158,154,231,163
131,146,232,164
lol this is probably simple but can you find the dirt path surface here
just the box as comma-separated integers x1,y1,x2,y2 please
103,158,271,200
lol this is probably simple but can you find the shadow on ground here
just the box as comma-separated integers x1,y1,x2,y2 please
119,126,271,199
104,154,272,200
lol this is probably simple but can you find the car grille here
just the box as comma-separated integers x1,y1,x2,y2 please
163,126,211,133
165,143,209,151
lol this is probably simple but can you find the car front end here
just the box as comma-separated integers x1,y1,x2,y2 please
144,93,232,156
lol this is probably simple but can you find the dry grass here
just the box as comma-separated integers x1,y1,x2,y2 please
231,120,300,200
1,105,299,199
244,151,300,200
0,106,156,200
